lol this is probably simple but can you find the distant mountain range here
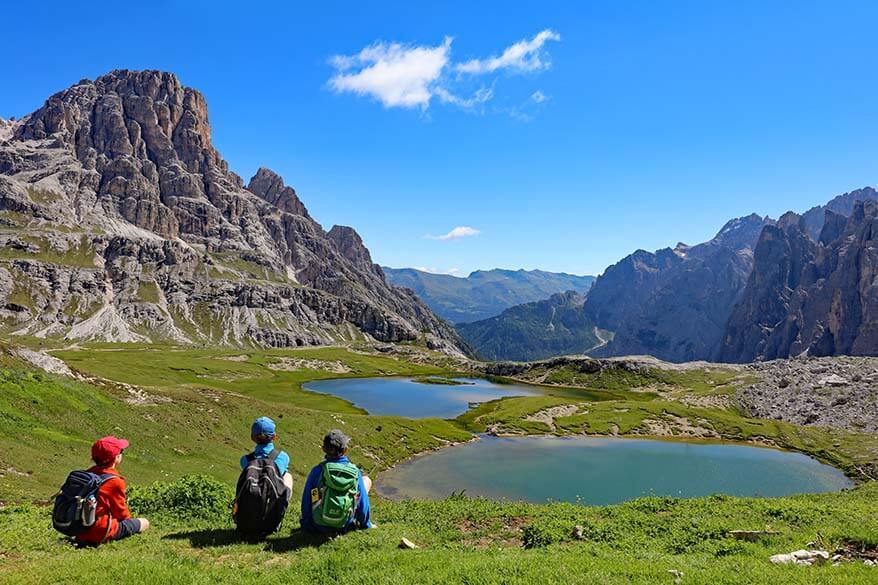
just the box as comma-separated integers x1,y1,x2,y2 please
459,187,878,363
383,268,595,324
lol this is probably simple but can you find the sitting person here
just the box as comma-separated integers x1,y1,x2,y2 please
233,416,294,535
75,436,150,546
300,429,372,533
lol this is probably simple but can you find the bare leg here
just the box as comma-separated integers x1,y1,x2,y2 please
362,475,372,494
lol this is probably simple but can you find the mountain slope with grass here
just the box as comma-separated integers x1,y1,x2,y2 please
456,291,609,361
0,342,877,584
0,70,463,353
383,267,595,324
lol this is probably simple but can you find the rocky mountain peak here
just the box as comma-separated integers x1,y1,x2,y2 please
327,225,384,278
247,167,310,218
800,186,878,240
711,213,773,251
0,69,465,354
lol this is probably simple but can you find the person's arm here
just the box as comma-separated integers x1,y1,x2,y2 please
355,472,371,528
300,466,319,530
104,477,132,520
239,454,248,469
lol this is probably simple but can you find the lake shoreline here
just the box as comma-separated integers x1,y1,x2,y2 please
375,433,854,504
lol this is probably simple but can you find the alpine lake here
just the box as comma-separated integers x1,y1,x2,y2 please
302,376,853,505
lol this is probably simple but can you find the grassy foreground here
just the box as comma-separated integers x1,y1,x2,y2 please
1,342,877,583
1,476,877,584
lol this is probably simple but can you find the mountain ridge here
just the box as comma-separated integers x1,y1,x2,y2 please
461,190,878,362
383,267,595,324
0,69,465,353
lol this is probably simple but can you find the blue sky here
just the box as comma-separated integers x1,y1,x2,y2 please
5,1,878,276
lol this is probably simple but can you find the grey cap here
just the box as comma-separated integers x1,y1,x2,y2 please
323,429,350,456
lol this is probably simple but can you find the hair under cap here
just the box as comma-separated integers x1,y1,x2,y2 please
323,429,350,456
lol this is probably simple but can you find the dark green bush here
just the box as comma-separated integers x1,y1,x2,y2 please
128,474,233,520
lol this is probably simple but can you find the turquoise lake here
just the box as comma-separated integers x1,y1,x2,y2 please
302,377,545,418
377,435,852,505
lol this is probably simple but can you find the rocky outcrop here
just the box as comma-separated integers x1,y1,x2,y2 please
720,201,878,362
0,70,465,353
247,167,310,218
327,225,384,279
800,186,878,241
583,214,772,362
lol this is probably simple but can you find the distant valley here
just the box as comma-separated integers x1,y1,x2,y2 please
383,267,595,324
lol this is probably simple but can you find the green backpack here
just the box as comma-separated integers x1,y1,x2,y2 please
311,461,360,529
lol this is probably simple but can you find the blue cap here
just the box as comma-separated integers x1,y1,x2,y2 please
251,416,276,437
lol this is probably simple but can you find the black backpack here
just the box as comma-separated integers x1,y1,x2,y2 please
233,449,290,535
52,470,115,536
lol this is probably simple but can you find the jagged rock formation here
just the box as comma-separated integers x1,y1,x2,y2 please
327,225,385,279
467,187,878,363
583,214,772,363
384,267,595,324
0,70,464,353
457,291,604,361
720,201,878,362
800,187,878,241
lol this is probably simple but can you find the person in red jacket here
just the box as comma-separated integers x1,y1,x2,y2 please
75,436,150,546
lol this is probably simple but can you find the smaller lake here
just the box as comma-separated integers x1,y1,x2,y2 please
302,377,543,418
378,436,852,504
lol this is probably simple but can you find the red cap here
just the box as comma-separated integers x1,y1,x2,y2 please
91,436,129,464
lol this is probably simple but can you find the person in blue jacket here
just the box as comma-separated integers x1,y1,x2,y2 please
241,416,294,497
300,429,372,532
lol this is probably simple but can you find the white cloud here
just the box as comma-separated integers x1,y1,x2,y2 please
328,30,560,112
329,37,452,109
434,86,494,109
427,226,481,241
414,266,463,276
455,29,561,75
531,90,548,103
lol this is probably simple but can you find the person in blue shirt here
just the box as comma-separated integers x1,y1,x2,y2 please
300,429,372,533
241,416,293,498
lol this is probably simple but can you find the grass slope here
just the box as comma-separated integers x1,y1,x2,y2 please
1,476,876,584
0,342,877,583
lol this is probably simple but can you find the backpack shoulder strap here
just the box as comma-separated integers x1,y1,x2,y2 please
266,448,280,463
98,473,117,483
245,452,257,463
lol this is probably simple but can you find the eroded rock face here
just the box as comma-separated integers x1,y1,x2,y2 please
720,201,878,362
0,70,464,353
327,225,384,279
584,214,772,363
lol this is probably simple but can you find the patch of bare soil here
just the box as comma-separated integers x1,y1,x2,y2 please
122,383,172,406
677,392,733,409
638,414,719,439
457,517,529,548
267,357,352,374
219,354,249,362
524,404,587,431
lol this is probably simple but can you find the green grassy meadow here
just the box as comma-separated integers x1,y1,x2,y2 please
0,341,876,584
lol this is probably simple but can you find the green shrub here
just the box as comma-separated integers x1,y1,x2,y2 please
128,475,233,520
521,517,571,548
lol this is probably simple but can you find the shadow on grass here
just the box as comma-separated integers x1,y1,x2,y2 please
163,528,331,552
